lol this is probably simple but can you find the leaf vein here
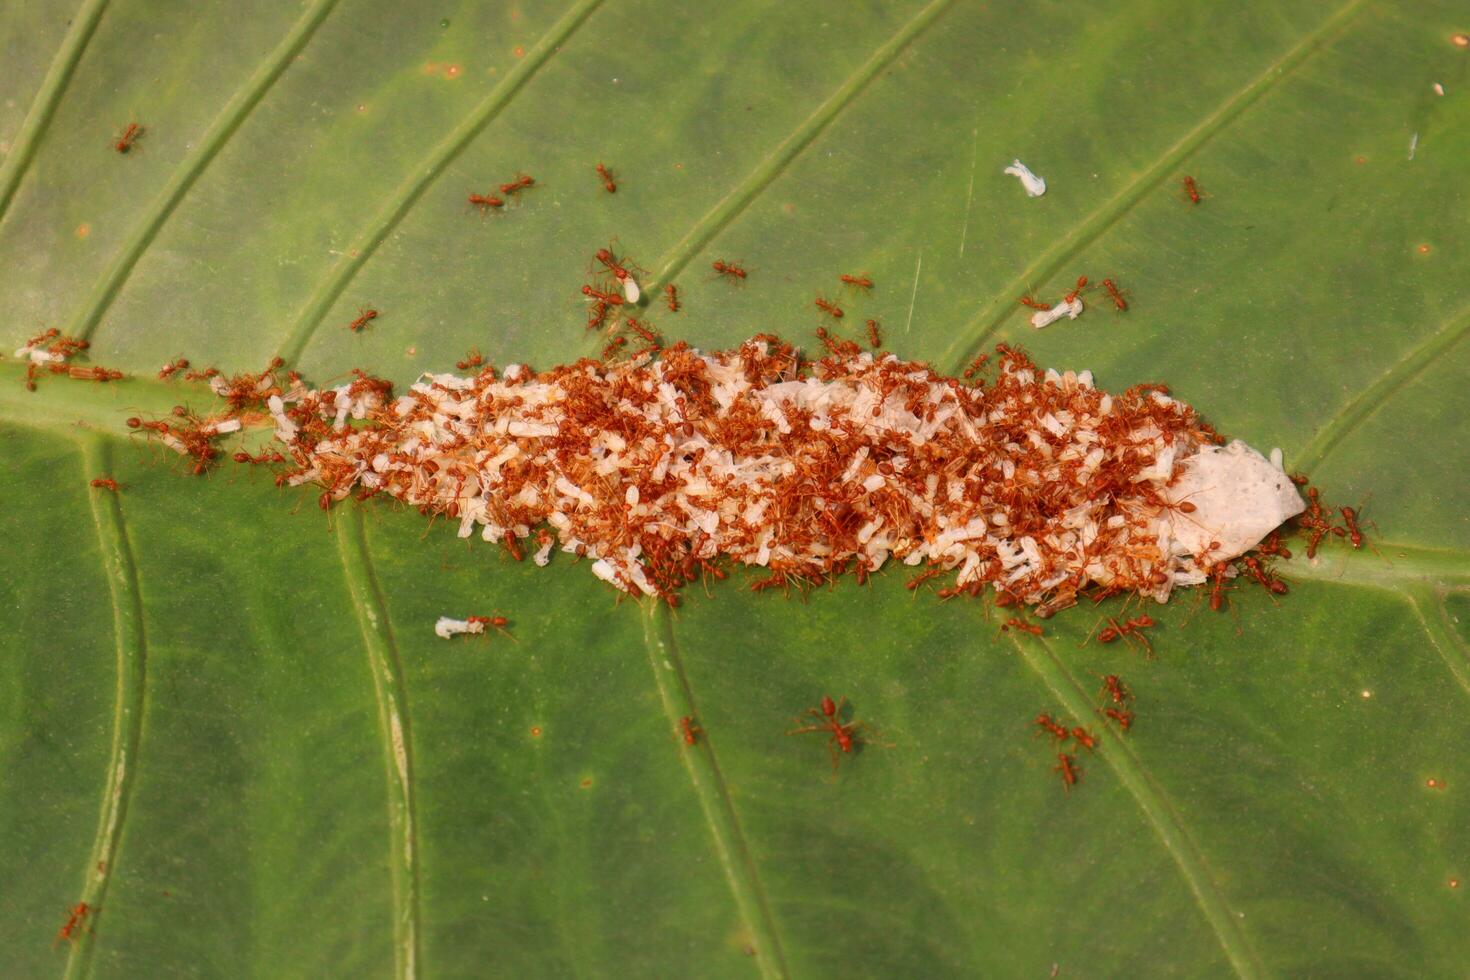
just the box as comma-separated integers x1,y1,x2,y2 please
274,0,607,365
1010,632,1263,979
641,604,789,979
1294,297,1470,474
644,0,958,293
0,0,110,226
67,435,149,980
64,0,341,343
937,0,1372,374
335,504,422,980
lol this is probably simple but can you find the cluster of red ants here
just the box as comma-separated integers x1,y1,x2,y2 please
809,274,886,354
1036,675,1136,792
1019,274,1129,317
15,328,124,391
678,694,872,771
1011,176,1204,320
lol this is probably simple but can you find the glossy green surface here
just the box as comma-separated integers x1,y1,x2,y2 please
2,1,1469,976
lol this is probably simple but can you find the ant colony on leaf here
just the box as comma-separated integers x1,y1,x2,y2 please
133,338,1309,616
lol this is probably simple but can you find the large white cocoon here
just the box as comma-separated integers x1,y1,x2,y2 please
1166,440,1306,562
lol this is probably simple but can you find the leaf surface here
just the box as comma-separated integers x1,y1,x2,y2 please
3,0,1469,975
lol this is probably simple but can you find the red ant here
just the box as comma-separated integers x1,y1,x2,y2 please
498,174,534,194
865,319,881,348
1206,562,1232,611
962,354,989,379
1240,556,1288,595
1035,713,1069,740
90,477,120,492
594,247,641,301
157,357,189,380
786,695,867,770
1004,617,1042,636
712,260,747,281
679,716,701,745
1054,753,1080,792
595,163,616,193
1299,487,1343,559
1063,275,1088,304
503,532,525,562
1182,175,1203,204
625,318,660,345
1340,506,1364,549
233,451,284,465
839,274,873,290
665,284,679,312
1100,674,1131,705
1098,614,1154,652
467,614,515,640
468,192,505,211
581,285,624,305
348,308,378,332
1101,278,1128,311
54,902,90,946
1018,296,1051,311
1256,532,1292,560
114,122,143,153
813,297,843,319
906,567,944,591
1070,727,1098,751
1102,707,1133,732
457,348,484,371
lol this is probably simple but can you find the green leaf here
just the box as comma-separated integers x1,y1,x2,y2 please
3,0,1469,975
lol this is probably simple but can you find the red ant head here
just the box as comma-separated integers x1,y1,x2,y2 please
821,695,837,718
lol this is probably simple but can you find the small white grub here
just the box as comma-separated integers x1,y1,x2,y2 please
1433,83,1445,96
1003,159,1047,197
1029,296,1083,329
434,616,485,639
621,275,641,304
1165,440,1306,562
